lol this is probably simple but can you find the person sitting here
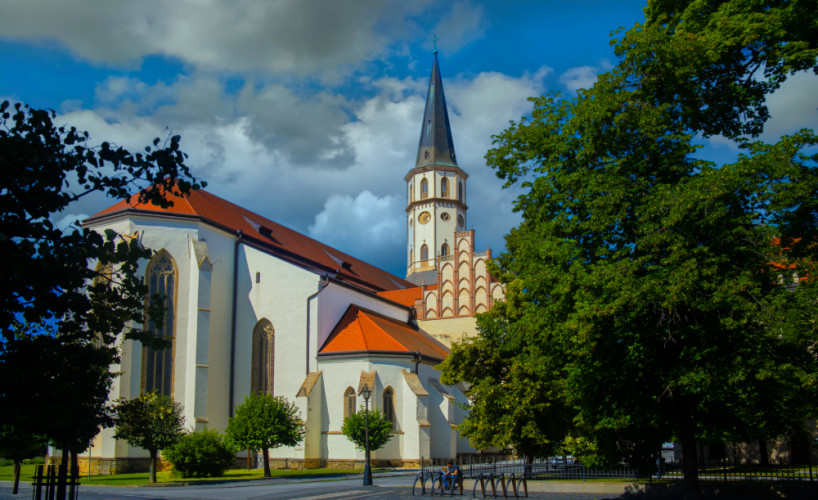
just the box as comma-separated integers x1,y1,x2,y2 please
442,459,461,490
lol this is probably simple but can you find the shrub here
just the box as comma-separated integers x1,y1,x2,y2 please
22,457,44,465
0,458,13,466
163,429,236,478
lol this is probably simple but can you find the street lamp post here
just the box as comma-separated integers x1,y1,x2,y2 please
361,387,373,486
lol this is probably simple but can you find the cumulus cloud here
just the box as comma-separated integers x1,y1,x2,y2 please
763,71,818,142
0,0,442,78
308,191,404,271
558,61,612,93
45,61,544,276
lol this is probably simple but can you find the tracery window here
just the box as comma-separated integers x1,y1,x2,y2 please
141,250,176,396
441,177,449,198
421,178,429,199
420,244,429,262
251,319,275,395
382,387,396,430
344,387,356,419
441,243,450,257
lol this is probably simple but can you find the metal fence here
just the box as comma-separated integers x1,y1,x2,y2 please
421,458,818,485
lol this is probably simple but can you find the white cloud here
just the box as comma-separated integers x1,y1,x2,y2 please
432,2,487,53
45,63,546,276
559,65,599,93
308,191,404,271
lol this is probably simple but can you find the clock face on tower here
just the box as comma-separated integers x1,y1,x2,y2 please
418,211,431,224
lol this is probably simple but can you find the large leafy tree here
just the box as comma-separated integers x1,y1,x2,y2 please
341,407,394,453
0,101,202,496
441,2,818,499
114,392,185,483
225,393,305,478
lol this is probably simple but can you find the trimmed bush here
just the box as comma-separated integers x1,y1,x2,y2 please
163,429,236,478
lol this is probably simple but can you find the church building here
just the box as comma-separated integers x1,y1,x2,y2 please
79,52,501,472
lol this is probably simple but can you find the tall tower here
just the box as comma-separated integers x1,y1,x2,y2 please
406,51,469,285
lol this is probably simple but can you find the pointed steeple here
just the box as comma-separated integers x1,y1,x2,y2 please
415,52,457,168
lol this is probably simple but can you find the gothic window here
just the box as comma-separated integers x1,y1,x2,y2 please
421,178,429,199
92,262,114,348
251,319,275,395
382,387,396,429
441,177,449,198
141,250,176,396
421,244,429,262
458,182,463,202
441,243,450,257
344,387,356,419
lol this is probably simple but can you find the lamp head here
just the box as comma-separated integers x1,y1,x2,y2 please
361,387,371,401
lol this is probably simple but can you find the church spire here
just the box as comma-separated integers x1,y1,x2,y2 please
415,51,457,169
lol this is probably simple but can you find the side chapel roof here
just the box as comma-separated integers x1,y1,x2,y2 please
319,305,449,362
85,187,414,293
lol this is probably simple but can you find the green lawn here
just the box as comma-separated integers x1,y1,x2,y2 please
0,464,369,487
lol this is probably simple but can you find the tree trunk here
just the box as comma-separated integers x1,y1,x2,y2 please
149,449,158,484
57,447,69,500
262,447,271,478
12,459,21,494
758,440,769,466
679,413,700,500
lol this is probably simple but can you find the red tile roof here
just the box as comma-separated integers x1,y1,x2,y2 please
319,305,449,361
85,187,414,293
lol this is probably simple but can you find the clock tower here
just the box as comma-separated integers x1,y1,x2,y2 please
405,51,468,285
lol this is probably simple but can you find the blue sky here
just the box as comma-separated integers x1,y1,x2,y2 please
1,0,816,278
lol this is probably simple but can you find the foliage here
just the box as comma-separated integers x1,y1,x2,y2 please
163,429,237,478
225,393,304,478
114,392,185,483
0,100,202,493
442,0,818,497
341,407,394,452
0,423,46,494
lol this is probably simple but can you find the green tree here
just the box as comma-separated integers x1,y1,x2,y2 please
341,407,394,453
0,424,46,495
114,392,185,483
0,100,202,498
163,429,237,478
225,393,304,478
442,1,818,499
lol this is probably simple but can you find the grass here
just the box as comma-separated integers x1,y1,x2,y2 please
0,465,373,487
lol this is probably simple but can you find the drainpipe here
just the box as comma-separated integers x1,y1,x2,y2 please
305,274,330,376
228,230,242,418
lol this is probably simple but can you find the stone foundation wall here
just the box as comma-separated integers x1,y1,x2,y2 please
48,456,172,475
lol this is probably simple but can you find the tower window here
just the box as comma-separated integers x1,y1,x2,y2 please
421,244,429,262
256,272,261,283
441,177,449,198
458,182,463,202
421,178,429,199
441,243,450,256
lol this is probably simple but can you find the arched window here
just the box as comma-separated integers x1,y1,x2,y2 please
409,182,414,201
421,178,429,199
458,182,463,202
420,244,429,262
251,319,275,394
441,243,450,257
344,387,356,419
441,177,449,198
142,250,176,395
382,387,396,429
92,262,114,348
